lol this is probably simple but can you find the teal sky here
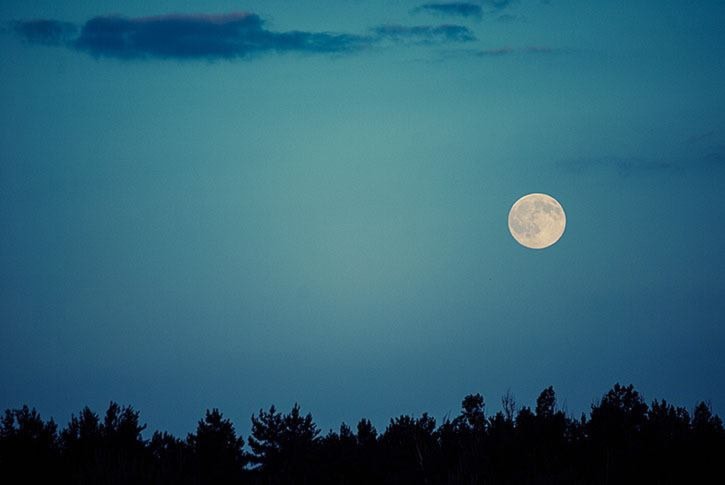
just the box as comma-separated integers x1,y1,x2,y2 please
1,0,724,436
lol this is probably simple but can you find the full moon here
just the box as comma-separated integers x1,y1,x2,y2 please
508,193,566,249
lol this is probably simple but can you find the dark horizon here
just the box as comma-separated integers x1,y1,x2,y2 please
2,381,722,441
3,383,724,484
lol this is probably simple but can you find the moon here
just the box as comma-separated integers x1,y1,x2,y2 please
508,193,566,249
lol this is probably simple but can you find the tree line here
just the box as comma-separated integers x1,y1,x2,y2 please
1,383,723,484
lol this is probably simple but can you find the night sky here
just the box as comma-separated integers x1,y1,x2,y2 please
2,0,724,437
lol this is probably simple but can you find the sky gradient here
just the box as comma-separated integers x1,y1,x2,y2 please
1,0,724,437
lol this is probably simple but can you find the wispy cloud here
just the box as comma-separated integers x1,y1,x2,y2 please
12,12,477,60
411,1,515,19
474,47,516,57
412,3,483,19
481,0,516,11
12,19,76,46
475,46,514,56
467,45,558,57
371,24,476,43
478,0,516,13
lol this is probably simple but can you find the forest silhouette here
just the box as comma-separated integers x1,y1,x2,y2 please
1,384,723,484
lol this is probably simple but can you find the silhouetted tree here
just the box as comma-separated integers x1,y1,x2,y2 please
187,408,247,484
692,400,723,436
317,423,358,484
355,418,379,484
439,394,488,484
59,402,149,484
535,386,556,419
638,399,691,483
689,401,725,482
149,431,192,485
588,384,649,483
459,393,486,433
501,389,517,423
527,387,573,483
380,413,438,485
248,403,319,484
356,418,377,448
60,406,102,484
0,406,59,482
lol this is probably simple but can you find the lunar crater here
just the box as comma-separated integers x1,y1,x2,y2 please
508,193,566,249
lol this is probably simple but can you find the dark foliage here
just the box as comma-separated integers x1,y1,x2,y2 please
1,384,723,484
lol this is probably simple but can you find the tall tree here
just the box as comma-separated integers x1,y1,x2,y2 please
248,403,319,483
187,408,247,485
0,406,59,482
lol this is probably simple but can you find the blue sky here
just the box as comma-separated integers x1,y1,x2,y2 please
1,0,724,436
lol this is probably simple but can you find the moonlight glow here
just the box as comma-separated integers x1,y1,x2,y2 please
508,193,566,249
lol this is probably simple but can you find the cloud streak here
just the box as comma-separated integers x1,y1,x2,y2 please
371,24,476,43
13,12,476,61
482,0,516,10
475,46,514,56
411,1,515,19
461,46,558,57
412,3,484,19
12,19,76,46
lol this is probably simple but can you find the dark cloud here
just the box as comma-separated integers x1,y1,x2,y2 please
412,3,483,19
371,24,476,43
13,12,476,60
13,19,77,46
411,1,515,19
72,13,370,59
